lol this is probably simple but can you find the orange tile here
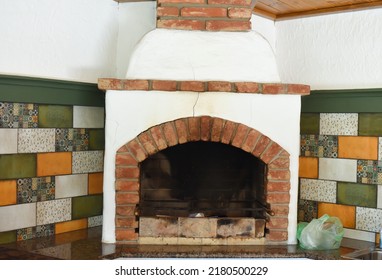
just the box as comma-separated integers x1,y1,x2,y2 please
338,136,378,160
37,152,72,176
55,218,88,234
88,172,103,195
0,180,17,206
318,202,355,229
299,157,318,178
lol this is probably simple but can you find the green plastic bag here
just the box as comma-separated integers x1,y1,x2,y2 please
297,214,344,250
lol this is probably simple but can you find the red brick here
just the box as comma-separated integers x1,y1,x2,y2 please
116,229,138,241
117,145,129,153
162,122,178,147
116,217,138,228
115,180,139,192
152,80,177,91
98,78,123,90
267,217,288,229
267,169,290,181
175,118,189,144
241,129,261,153
126,139,147,162
157,7,179,17
138,132,158,155
208,81,232,92
252,136,271,157
188,117,201,141
180,81,205,92
115,153,138,166
208,0,252,5
116,206,137,216
260,142,283,164
149,125,168,150
267,181,290,192
228,7,252,19
115,167,139,179
211,118,224,142
116,192,139,205
235,82,260,93
271,205,289,216
157,19,205,30
200,116,212,141
221,120,237,144
287,84,310,95
231,123,249,148
159,0,204,3
262,83,287,94
266,192,290,204
181,7,227,18
267,230,288,241
268,156,290,169
123,80,149,90
206,20,251,31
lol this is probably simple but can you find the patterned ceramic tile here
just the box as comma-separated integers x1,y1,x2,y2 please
73,106,104,129
378,185,382,209
356,207,382,232
0,129,18,154
36,198,71,225
72,151,104,174
16,225,54,241
298,199,318,222
300,135,338,158
320,113,358,136
0,102,38,128
55,174,88,199
88,215,103,228
300,179,336,203
0,203,37,232
357,160,382,184
17,177,55,204
319,158,357,182
55,128,89,151
18,129,55,153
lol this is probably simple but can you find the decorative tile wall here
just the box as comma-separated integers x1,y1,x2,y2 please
0,101,105,244
300,112,382,243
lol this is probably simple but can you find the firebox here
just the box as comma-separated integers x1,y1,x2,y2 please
98,0,310,246
140,141,268,218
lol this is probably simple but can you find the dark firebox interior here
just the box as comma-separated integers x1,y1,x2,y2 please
139,141,267,218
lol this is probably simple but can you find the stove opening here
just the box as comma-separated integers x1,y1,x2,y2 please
139,141,267,219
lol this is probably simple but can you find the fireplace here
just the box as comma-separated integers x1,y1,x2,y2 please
98,0,310,245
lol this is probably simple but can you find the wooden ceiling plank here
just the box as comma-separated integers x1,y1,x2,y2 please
275,0,382,20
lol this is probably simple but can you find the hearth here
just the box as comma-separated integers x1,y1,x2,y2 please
98,0,310,245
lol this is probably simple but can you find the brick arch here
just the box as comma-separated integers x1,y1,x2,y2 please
114,116,290,243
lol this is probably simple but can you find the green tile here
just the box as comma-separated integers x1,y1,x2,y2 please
359,113,382,136
38,105,73,128
337,182,377,208
0,154,36,179
300,113,320,135
0,230,16,244
89,129,105,150
72,194,103,219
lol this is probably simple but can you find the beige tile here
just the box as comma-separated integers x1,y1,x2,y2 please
0,203,36,232
55,174,88,199
0,129,17,154
73,106,104,128
319,158,357,182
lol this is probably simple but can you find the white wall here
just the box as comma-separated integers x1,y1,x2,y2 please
276,8,382,90
116,2,156,78
0,0,119,83
251,14,276,53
